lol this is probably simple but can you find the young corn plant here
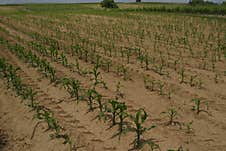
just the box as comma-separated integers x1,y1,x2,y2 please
0,58,7,78
106,99,119,126
26,87,37,108
214,74,219,84
117,102,128,134
73,59,87,76
95,92,106,120
143,75,155,91
173,59,179,71
32,105,73,149
138,54,145,68
49,47,59,61
125,48,132,64
145,54,150,71
180,67,185,84
47,66,56,83
161,108,181,128
189,75,197,87
86,88,98,111
184,121,193,134
59,53,68,66
158,82,164,95
191,98,209,115
129,109,159,150
115,81,124,99
60,78,82,101
116,65,131,81
90,65,107,89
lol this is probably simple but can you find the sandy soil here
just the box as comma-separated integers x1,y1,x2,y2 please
0,80,68,151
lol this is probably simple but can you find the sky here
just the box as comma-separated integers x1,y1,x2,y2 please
0,0,224,4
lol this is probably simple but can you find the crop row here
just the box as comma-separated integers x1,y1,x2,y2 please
0,57,74,150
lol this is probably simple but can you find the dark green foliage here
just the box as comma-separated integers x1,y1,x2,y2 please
100,0,118,9
124,5,226,15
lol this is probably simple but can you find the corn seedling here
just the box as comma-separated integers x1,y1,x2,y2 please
158,82,164,95
189,75,197,87
214,74,219,84
29,88,37,108
143,76,155,91
49,47,59,61
90,65,107,89
117,102,128,134
145,54,150,70
116,65,131,81
86,88,98,111
60,78,82,101
59,53,68,66
161,108,181,127
167,90,172,100
115,81,124,99
180,67,185,84
129,109,159,150
191,98,209,115
106,99,119,126
94,92,106,120
185,121,193,134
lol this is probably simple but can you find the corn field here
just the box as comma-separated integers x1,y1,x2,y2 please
0,3,225,151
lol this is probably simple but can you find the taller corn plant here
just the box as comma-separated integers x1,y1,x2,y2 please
129,109,159,150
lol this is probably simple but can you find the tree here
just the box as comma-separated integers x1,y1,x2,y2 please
136,0,141,2
100,0,118,8
189,0,205,5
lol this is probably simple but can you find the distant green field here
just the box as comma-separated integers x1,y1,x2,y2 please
121,3,226,15
0,2,226,16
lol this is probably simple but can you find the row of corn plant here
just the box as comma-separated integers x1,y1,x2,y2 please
0,57,74,150
143,75,172,99
3,40,57,82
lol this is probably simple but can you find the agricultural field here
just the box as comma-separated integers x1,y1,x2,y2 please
0,3,226,151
